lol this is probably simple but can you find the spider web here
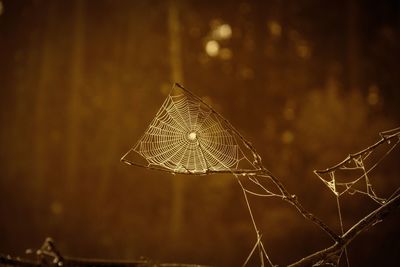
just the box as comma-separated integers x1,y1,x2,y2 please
122,83,400,267
313,127,400,267
314,127,400,204
122,83,284,267
121,84,260,175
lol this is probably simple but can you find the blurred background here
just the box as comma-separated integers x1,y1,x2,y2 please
0,0,399,266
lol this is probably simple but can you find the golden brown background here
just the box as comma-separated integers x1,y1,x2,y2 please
0,0,399,266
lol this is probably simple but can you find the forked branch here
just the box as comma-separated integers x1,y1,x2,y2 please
121,84,399,266
288,192,400,267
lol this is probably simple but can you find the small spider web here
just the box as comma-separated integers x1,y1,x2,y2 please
314,128,400,204
121,83,262,175
313,127,400,267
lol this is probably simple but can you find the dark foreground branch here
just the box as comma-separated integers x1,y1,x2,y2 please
0,238,212,267
0,254,211,267
0,256,39,267
288,192,400,267
2,192,398,267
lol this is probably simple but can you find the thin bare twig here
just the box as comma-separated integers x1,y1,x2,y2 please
315,130,400,174
288,192,400,267
259,169,341,243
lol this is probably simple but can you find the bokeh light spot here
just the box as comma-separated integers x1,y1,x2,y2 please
219,48,232,60
214,24,232,40
268,21,282,38
367,85,380,106
297,43,311,58
205,40,220,57
281,130,294,144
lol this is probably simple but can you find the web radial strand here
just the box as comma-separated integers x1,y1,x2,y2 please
132,91,246,174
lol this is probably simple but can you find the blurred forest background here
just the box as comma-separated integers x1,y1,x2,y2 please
0,0,399,266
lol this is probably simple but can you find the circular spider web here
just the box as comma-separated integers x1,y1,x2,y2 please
132,91,246,174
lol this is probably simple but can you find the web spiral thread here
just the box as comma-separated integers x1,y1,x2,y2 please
123,84,257,175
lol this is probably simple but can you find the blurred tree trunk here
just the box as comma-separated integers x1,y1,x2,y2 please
97,4,125,201
347,0,361,91
168,0,184,246
66,0,85,194
11,6,40,181
34,2,57,208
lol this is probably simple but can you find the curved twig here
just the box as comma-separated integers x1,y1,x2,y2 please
315,130,400,174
